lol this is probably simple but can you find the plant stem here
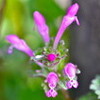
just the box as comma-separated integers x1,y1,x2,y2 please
61,89,72,100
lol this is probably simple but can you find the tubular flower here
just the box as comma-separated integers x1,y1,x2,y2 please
33,11,50,43
53,3,80,49
6,3,80,98
6,35,34,57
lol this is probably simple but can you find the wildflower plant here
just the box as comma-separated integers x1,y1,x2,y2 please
6,3,80,98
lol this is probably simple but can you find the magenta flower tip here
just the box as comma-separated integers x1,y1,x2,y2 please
6,34,20,44
46,72,59,89
33,11,50,43
6,34,34,57
64,63,77,79
47,54,57,61
67,3,79,17
33,11,45,26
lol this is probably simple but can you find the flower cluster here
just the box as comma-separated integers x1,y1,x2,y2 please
6,3,80,97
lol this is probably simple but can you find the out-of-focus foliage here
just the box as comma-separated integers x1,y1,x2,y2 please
1,0,64,37
0,0,71,100
90,75,100,99
78,92,98,100
78,76,100,100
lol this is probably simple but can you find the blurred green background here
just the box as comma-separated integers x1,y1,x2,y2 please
0,0,72,100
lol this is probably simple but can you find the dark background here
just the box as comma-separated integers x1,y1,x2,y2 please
71,0,100,98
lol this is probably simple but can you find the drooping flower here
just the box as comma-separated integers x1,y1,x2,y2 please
6,34,34,57
33,11,50,43
64,63,77,79
66,80,78,89
46,89,58,97
46,72,59,89
53,3,80,49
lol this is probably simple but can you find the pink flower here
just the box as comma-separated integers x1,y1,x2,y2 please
33,11,50,43
53,3,80,49
46,89,58,97
5,4,80,97
46,72,59,89
64,63,77,79
6,34,34,57
66,80,78,89
47,54,57,61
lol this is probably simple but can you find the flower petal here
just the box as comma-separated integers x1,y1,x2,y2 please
51,89,58,97
53,3,80,49
46,90,52,97
6,34,34,57
46,89,58,97
7,45,14,54
75,16,80,25
46,72,59,89
64,63,77,79
67,3,79,17
33,11,50,43
66,80,78,89
71,80,79,88
66,81,73,89
6,34,20,44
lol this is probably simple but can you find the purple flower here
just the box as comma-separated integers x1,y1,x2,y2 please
66,80,78,89
33,11,50,43
46,89,58,97
46,72,59,89
64,63,77,79
6,34,34,57
47,54,57,61
53,3,80,49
